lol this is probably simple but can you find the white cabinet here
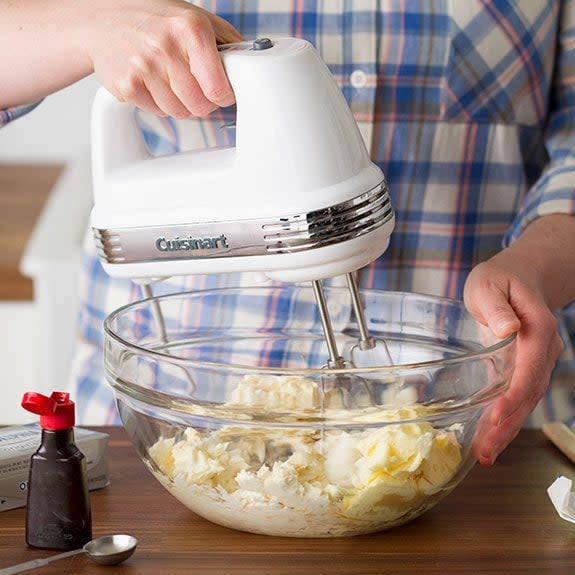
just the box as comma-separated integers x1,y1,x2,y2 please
0,153,92,424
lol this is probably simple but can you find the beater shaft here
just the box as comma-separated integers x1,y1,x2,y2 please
345,272,394,365
142,283,168,345
311,280,346,369
345,273,375,351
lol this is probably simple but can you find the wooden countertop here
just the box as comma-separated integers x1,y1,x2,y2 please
0,428,573,574
0,164,63,300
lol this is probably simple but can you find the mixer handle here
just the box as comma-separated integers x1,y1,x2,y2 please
92,37,371,198
90,38,285,189
91,89,151,197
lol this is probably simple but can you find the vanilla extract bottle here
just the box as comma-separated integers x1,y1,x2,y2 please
21,391,92,550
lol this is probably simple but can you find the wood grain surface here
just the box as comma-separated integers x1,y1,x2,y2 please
0,164,62,300
0,428,573,575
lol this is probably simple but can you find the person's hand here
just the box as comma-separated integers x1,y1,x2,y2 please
84,0,243,118
463,249,564,466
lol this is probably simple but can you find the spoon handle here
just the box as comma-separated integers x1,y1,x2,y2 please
0,549,85,575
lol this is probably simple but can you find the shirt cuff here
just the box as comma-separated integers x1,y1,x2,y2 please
0,100,42,128
503,166,575,246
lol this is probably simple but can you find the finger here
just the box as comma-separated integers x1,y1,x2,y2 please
166,56,218,117
473,310,561,464
475,366,548,466
140,23,217,118
553,331,565,356
192,7,244,43
212,16,244,43
140,61,191,119
186,24,235,107
490,345,548,425
115,77,165,117
473,406,523,466
464,277,521,338
490,309,559,426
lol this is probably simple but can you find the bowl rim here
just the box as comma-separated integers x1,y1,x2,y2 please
104,286,516,376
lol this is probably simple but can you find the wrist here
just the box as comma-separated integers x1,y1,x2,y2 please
497,214,575,310
489,245,545,301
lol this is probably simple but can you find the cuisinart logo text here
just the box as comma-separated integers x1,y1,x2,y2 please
155,235,229,252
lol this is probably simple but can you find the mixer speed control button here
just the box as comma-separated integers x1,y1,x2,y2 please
253,38,274,50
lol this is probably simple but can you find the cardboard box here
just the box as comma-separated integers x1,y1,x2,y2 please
0,424,109,512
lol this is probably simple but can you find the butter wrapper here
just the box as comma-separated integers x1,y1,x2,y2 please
547,476,575,524
0,424,109,512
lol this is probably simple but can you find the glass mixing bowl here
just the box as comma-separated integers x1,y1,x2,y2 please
104,286,515,537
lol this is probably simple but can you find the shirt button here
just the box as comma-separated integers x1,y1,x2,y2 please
350,69,368,89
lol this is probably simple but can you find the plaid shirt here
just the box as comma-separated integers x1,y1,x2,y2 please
5,1,575,425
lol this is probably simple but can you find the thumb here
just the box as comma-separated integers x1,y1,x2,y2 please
464,278,521,339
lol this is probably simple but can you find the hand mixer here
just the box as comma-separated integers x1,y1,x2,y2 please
90,37,395,377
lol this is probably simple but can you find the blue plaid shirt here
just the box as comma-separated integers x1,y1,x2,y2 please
4,1,575,425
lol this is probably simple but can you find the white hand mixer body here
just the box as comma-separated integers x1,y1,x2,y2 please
90,37,395,371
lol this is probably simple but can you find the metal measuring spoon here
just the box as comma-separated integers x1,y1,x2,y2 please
0,535,138,574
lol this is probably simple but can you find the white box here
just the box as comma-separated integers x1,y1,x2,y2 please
0,424,109,512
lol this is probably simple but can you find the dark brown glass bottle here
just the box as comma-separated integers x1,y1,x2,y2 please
22,391,92,550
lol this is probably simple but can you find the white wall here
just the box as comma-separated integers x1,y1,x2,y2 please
0,75,99,163
0,79,96,423
0,304,37,424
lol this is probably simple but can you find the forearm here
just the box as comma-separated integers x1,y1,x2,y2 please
494,214,575,311
0,0,93,108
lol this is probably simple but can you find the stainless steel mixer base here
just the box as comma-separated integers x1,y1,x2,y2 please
93,182,392,265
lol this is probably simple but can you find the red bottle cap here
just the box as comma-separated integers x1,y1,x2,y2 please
21,391,75,430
